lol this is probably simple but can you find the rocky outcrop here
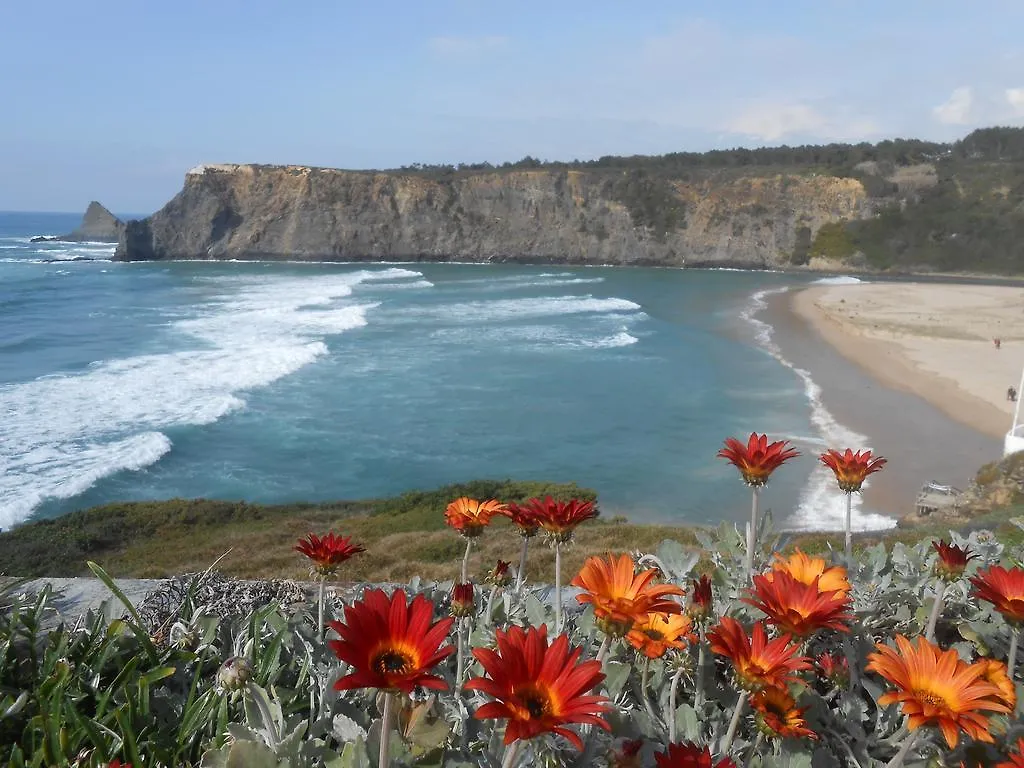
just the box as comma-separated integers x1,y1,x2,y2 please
33,201,125,243
116,163,875,266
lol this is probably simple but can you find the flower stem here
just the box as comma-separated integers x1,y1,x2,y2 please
720,690,748,755
455,617,466,697
744,488,759,576
743,732,764,768
639,659,661,727
844,492,853,564
554,540,563,632
1009,627,1020,684
317,576,326,643
500,740,521,768
461,539,473,583
695,635,707,709
667,668,685,742
516,537,529,591
885,731,917,768
378,691,394,768
485,585,499,627
595,635,611,665
925,582,946,642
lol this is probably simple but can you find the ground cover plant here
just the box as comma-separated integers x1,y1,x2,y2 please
5,436,1024,766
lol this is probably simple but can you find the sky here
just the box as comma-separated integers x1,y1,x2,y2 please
2,0,1023,213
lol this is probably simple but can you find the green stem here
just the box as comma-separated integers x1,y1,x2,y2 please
925,582,946,641
554,540,563,632
378,692,394,768
516,537,529,590
844,492,853,564
485,585,499,627
744,488,759,576
886,731,917,768
743,732,764,768
720,691,748,756
667,668,685,742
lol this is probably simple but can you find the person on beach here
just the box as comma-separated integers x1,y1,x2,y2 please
995,338,1002,349
1009,386,1018,402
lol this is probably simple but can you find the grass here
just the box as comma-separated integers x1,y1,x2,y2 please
3,479,1023,585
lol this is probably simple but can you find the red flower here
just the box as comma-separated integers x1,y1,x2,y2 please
997,738,1024,768
718,433,800,487
520,496,597,541
933,540,975,580
971,565,1024,624
687,574,713,622
328,588,454,694
816,653,849,688
466,624,610,750
444,497,507,537
819,448,886,493
487,560,513,587
609,739,644,768
751,686,817,740
451,582,474,618
109,762,132,768
708,617,811,692
742,569,853,638
503,502,541,538
294,532,365,575
655,742,738,768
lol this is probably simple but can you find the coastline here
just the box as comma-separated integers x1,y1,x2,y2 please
766,286,1002,522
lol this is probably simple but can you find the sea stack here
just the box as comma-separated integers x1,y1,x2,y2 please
32,201,125,243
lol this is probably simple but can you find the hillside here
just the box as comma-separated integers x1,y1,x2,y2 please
116,127,1024,273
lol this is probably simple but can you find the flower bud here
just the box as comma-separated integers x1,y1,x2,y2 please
486,560,513,588
450,582,475,618
217,656,254,691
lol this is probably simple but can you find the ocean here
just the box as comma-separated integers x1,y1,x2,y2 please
0,211,895,532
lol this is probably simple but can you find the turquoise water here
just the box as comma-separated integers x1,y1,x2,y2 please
0,212,891,530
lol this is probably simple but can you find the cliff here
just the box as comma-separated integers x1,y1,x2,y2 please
115,163,873,267
34,201,125,243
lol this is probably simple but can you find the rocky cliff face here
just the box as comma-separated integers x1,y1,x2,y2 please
34,201,124,243
116,163,874,266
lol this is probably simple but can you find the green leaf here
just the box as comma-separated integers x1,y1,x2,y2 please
86,561,144,626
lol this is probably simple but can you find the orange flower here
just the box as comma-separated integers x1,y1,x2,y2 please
769,550,850,597
503,502,541,538
708,617,811,692
718,433,799,487
866,635,1011,748
626,612,695,659
751,686,818,740
655,742,738,768
971,565,1024,624
933,540,975,580
743,570,853,638
997,738,1024,768
328,588,454,694
444,497,507,537
819,448,886,493
572,554,685,637
294,532,365,576
450,582,474,618
521,496,597,541
976,658,1016,710
687,574,714,622
466,624,610,750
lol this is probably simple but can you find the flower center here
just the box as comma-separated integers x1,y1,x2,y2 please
643,628,665,641
911,689,948,709
517,686,552,720
372,648,414,675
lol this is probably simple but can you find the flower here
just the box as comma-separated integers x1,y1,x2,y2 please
751,686,818,740
571,553,685,637
654,742,738,768
743,569,853,638
451,582,474,618
520,496,597,542
819,448,887,493
328,588,454,695
932,539,975,580
866,634,1011,748
486,560,513,587
816,653,850,688
687,574,713,622
503,502,540,538
216,656,253,691
465,624,610,750
444,497,507,538
769,550,850,597
608,739,644,768
971,565,1024,624
976,658,1016,710
626,612,695,659
109,762,132,768
997,739,1024,768
717,433,800,487
708,617,811,692
294,532,365,576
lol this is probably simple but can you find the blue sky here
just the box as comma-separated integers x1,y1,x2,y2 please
3,0,1023,213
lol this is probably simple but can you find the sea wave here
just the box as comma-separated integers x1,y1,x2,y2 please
811,276,863,285
0,267,418,526
741,287,896,532
396,295,642,324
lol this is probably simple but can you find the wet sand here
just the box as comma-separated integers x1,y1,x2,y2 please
768,288,1002,520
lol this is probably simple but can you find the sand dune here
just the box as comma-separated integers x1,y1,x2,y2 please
792,283,1024,440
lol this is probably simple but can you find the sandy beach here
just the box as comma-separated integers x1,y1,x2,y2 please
792,282,1024,441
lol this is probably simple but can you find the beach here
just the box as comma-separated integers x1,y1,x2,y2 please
792,283,1023,440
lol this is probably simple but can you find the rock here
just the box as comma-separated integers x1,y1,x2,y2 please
115,163,875,266
37,201,125,243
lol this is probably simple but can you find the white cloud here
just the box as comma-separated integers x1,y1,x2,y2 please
933,86,974,124
427,35,508,57
724,102,878,142
1007,88,1024,116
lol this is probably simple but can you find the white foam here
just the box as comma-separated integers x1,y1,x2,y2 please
740,287,896,532
811,276,863,286
0,267,419,525
402,295,642,324
578,331,639,349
